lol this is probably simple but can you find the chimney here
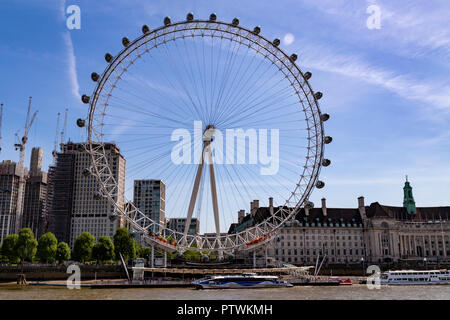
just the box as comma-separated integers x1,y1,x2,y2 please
251,200,259,216
321,198,327,216
269,197,274,215
358,196,367,219
238,209,245,223
250,201,254,216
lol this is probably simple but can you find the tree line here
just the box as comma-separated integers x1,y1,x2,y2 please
0,227,151,265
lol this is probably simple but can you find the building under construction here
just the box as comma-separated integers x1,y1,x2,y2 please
0,160,27,243
46,153,75,244
21,148,47,239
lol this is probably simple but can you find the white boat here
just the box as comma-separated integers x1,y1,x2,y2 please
192,273,293,289
380,269,450,285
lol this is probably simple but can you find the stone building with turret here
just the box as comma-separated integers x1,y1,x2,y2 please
229,179,450,265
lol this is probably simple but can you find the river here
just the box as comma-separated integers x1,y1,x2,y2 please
0,284,449,300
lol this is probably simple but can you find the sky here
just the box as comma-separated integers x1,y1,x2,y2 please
0,0,449,219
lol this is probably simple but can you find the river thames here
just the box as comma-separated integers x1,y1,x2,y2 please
0,284,449,300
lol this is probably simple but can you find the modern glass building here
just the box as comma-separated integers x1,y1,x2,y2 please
133,179,166,234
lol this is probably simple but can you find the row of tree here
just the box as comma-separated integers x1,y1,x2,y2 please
0,227,149,264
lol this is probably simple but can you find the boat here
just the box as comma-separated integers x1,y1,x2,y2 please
380,269,450,285
338,278,352,285
192,273,293,289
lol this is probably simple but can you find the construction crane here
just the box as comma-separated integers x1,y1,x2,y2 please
14,96,38,232
60,108,68,151
0,103,3,156
52,112,60,164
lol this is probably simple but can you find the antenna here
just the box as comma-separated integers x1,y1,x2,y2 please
60,108,68,151
0,103,3,156
52,112,61,164
14,96,38,232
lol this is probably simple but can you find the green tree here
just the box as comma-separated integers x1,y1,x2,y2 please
183,243,201,260
1,234,19,263
134,240,143,258
55,242,71,263
15,228,37,263
141,248,152,261
113,228,135,263
72,232,95,263
92,236,115,263
36,232,58,263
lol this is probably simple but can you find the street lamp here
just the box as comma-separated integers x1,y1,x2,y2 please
361,257,365,276
423,257,427,270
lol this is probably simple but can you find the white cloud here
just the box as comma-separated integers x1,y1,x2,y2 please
62,32,80,100
296,41,450,112
58,0,80,101
283,33,295,46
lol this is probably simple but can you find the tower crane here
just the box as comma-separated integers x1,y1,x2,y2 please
60,108,68,151
52,112,60,164
14,96,38,232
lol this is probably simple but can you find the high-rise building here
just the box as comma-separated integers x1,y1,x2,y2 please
46,153,75,243
46,142,126,247
0,160,27,243
133,180,165,233
22,148,47,239
69,142,126,247
167,218,199,239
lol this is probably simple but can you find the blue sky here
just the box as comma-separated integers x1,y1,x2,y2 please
0,0,449,216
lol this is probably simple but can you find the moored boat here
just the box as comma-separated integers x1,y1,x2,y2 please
192,273,293,289
380,269,450,285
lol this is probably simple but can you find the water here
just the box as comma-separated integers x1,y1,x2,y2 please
1,284,449,300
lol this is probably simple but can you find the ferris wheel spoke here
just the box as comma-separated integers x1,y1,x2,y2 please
160,41,206,123
218,78,296,128
215,56,285,125
210,38,245,124
100,91,190,125
211,45,255,125
217,81,294,128
111,80,195,126
174,38,207,121
186,36,210,122
209,33,237,124
143,51,204,122
137,53,201,122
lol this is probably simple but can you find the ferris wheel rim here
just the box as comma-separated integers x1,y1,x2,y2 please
85,16,326,253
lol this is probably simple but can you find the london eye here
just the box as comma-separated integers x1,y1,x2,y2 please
79,13,332,256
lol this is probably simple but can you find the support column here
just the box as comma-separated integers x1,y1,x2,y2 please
183,146,206,243
422,236,426,257
265,246,268,267
207,144,221,243
443,233,447,258
253,251,256,269
429,235,432,257
151,244,154,268
164,251,167,268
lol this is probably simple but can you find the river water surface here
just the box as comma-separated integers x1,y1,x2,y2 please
0,284,449,300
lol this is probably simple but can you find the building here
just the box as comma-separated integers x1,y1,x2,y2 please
229,180,450,265
0,160,27,243
133,179,165,233
21,148,47,239
46,153,75,243
46,142,126,247
167,217,199,239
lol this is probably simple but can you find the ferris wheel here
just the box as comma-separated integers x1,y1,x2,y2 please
78,13,332,255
